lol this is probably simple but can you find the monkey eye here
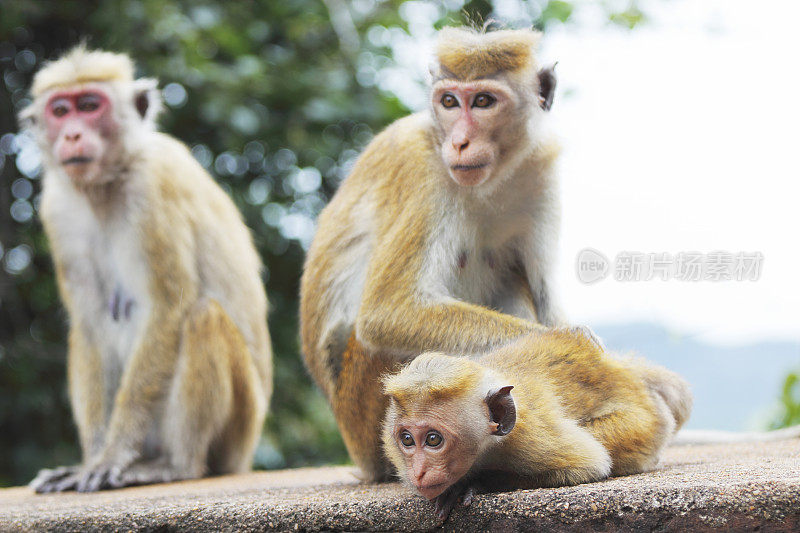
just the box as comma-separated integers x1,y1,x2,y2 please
50,99,70,117
440,93,459,109
472,93,496,108
425,431,443,448
77,94,102,113
399,431,415,447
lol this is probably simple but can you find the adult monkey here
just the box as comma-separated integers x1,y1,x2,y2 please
20,46,272,492
301,27,583,481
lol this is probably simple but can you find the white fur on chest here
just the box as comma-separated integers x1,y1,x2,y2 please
417,171,556,322
42,175,152,365
420,201,529,305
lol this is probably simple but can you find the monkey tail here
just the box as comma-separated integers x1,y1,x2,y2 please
671,425,800,445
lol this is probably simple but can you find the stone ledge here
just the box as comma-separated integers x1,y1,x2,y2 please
1,440,798,532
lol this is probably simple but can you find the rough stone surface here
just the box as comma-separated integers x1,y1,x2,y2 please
1,440,799,532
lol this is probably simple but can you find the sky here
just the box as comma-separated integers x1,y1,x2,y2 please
547,0,800,345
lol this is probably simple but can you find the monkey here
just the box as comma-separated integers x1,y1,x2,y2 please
19,46,272,493
300,26,583,482
381,328,692,520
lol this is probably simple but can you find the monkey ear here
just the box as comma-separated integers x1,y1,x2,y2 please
486,385,516,436
17,102,37,131
132,77,163,128
537,62,558,111
428,62,438,79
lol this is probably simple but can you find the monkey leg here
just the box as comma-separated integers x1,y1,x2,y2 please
109,457,173,487
333,335,402,482
102,299,264,488
164,298,266,479
205,302,267,476
586,361,692,477
583,398,670,476
72,300,263,490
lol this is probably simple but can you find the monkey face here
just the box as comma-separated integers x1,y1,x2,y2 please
431,79,519,188
44,86,120,186
392,417,478,500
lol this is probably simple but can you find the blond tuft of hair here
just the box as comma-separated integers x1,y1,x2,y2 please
383,352,483,407
435,27,541,81
32,44,134,97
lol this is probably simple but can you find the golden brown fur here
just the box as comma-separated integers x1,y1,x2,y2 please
435,27,541,81
23,47,271,492
31,44,134,97
382,329,692,495
301,27,568,481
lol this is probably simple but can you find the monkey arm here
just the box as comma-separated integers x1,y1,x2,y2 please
47,252,109,461
513,156,564,327
357,298,542,357
66,324,107,461
74,296,192,492
527,274,562,326
354,213,549,356
491,262,541,321
31,322,108,494
101,308,187,458
355,239,544,356
490,411,612,488
518,231,564,327
87,206,199,474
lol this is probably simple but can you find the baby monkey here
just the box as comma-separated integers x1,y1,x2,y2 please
382,329,692,520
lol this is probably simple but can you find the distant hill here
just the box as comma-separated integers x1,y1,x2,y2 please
593,323,800,431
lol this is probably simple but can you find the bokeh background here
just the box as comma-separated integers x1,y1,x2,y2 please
1,0,798,487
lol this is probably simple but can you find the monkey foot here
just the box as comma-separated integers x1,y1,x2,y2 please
433,482,476,521
105,459,184,487
74,461,128,492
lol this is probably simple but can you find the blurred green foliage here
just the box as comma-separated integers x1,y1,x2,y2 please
771,371,800,430
0,0,649,487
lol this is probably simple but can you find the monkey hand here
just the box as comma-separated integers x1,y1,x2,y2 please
564,325,605,351
74,447,140,492
433,480,477,521
30,465,84,493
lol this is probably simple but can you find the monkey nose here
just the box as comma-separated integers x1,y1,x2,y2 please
414,475,430,490
453,139,469,153
65,132,82,142
411,464,427,483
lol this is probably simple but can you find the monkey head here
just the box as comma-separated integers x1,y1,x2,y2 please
42,85,120,185
429,27,557,189
382,353,516,500
19,46,162,188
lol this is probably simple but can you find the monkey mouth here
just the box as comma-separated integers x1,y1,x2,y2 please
417,482,448,499
451,163,489,171
62,156,94,165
